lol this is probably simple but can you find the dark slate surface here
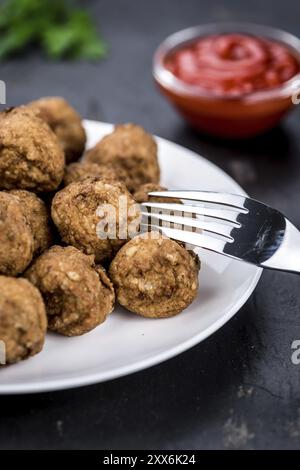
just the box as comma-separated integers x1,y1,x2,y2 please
0,0,300,450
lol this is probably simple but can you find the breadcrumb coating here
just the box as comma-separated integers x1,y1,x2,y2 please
84,123,160,192
109,233,200,318
51,177,139,263
9,189,53,256
0,276,47,364
0,192,34,276
63,161,126,187
0,107,65,192
25,246,115,336
27,97,86,163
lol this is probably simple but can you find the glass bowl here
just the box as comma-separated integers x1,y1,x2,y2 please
153,23,300,138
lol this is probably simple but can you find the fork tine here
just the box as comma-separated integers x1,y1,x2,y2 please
141,211,234,241
148,190,248,212
140,223,227,253
141,202,241,227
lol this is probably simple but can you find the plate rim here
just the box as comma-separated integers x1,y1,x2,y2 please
0,120,262,394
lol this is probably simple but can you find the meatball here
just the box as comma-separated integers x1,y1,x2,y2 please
0,276,47,364
9,190,52,256
109,233,200,318
27,97,86,163
51,177,139,263
63,161,122,187
0,107,65,192
84,123,160,192
25,246,115,336
0,192,34,276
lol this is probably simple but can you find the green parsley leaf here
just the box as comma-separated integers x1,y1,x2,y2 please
0,0,107,61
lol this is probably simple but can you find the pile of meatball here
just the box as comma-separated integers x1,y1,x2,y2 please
0,98,200,365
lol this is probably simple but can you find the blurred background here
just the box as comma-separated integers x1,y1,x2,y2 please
1,0,300,450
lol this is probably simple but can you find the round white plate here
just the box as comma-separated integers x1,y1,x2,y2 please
0,120,262,394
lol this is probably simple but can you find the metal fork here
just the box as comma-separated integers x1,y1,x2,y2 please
141,191,300,273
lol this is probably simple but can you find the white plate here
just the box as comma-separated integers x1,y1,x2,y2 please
0,120,262,394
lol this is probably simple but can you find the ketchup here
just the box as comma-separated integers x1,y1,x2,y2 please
166,34,300,96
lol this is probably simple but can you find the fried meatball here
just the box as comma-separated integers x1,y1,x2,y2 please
27,97,86,163
109,233,200,318
9,190,52,256
0,107,65,192
133,183,180,203
0,276,47,364
25,246,115,336
0,192,34,276
63,162,122,187
51,177,139,263
84,123,160,192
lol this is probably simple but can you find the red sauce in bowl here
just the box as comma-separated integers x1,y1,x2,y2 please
165,34,300,96
155,29,300,138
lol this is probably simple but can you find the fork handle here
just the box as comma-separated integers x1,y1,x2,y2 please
261,220,300,273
